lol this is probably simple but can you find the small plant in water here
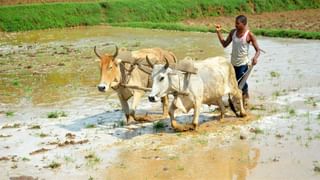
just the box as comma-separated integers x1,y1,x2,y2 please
6,111,14,117
36,132,48,138
314,161,320,173
12,79,20,86
153,121,165,130
60,111,67,117
47,161,61,169
285,106,296,116
304,97,317,107
85,124,97,128
47,112,59,118
270,71,280,78
85,152,101,167
118,120,125,127
22,157,30,161
47,111,67,118
29,125,41,129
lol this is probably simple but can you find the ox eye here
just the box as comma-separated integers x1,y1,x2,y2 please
108,66,113,70
159,76,165,81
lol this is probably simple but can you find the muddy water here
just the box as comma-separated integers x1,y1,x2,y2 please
1,26,320,180
0,26,224,106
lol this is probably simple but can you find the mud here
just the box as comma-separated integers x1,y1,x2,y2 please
184,9,320,32
0,26,320,179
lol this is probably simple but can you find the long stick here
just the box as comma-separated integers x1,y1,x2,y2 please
121,84,151,91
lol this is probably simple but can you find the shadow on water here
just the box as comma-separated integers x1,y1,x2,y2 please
57,107,222,140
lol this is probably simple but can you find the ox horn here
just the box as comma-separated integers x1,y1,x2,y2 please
94,46,102,59
164,57,169,69
146,55,154,68
113,45,119,59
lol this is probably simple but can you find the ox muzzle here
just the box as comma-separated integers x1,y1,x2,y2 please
148,95,160,102
97,83,108,92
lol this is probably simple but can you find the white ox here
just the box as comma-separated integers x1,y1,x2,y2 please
148,56,246,131
94,46,177,123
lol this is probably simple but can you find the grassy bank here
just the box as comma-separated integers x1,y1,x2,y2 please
111,22,320,40
0,0,319,39
105,0,320,23
0,2,101,32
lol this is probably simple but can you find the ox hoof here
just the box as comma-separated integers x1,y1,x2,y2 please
172,122,196,132
239,112,247,117
126,115,137,125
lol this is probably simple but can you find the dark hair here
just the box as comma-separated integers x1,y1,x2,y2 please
236,15,247,25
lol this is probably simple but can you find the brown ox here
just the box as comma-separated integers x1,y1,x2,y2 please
94,46,177,123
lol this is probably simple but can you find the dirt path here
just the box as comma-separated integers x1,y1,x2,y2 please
183,9,320,32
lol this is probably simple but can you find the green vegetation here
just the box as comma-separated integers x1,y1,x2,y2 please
85,152,101,166
104,0,251,23
104,0,319,23
85,124,97,128
47,112,59,118
153,121,166,130
5,111,14,117
254,29,320,40
304,97,317,107
270,71,280,78
47,161,61,169
36,132,48,138
314,161,320,172
47,111,67,118
0,3,101,32
22,157,30,161
0,0,319,39
111,22,212,32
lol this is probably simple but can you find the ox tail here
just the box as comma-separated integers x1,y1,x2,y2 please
228,94,240,117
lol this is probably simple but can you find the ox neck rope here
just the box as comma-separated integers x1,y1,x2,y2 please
168,70,189,96
111,63,127,90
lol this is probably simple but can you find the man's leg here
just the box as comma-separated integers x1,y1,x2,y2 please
234,65,249,105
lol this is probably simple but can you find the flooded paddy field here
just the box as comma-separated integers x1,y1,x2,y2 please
0,26,320,180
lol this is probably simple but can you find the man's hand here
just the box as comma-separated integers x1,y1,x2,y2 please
215,24,222,33
251,57,258,66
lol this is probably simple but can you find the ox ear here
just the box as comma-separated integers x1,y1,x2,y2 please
112,45,119,60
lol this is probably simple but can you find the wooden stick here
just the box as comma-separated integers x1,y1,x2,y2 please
120,84,151,91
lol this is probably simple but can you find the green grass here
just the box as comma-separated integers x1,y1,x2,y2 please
253,29,320,40
6,111,14,117
112,22,320,39
304,97,317,107
85,124,97,128
47,112,59,118
0,2,101,32
153,121,166,130
47,161,61,169
0,0,319,40
104,0,250,23
104,0,320,23
270,71,280,78
85,152,101,166
47,111,67,118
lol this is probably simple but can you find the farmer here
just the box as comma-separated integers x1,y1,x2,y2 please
215,15,260,104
